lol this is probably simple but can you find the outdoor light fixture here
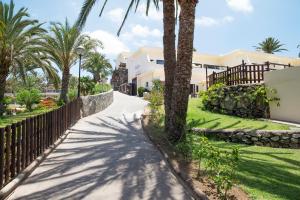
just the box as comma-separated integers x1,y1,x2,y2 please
76,46,85,98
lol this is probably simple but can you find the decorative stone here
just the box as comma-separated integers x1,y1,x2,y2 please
254,142,263,146
270,136,280,142
291,138,300,143
292,134,300,139
251,137,259,142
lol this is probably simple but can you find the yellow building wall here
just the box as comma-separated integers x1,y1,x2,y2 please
265,67,300,124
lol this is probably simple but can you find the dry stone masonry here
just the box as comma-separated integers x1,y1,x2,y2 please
193,128,300,149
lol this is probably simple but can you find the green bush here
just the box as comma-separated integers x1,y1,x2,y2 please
80,76,96,96
175,133,240,199
68,88,78,101
93,83,111,94
138,87,145,97
16,89,41,111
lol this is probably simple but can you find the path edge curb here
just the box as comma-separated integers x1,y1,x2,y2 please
0,129,72,200
140,115,208,200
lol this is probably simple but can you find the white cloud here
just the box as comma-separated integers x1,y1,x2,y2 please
107,8,124,23
226,0,254,13
196,16,234,27
88,30,129,57
137,3,163,21
121,24,162,40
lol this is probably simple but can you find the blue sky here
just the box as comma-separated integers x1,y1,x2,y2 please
5,0,300,75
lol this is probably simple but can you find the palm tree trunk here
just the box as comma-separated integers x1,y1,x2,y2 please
168,0,197,142
163,0,177,132
59,67,70,103
93,72,101,83
0,67,9,116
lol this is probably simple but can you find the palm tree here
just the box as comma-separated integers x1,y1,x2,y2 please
41,20,100,103
77,0,198,142
255,37,287,54
0,0,47,115
82,52,112,83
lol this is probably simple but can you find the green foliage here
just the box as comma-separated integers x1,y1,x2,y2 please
175,133,240,199
255,37,287,54
68,89,78,101
138,87,146,97
93,83,111,94
80,76,96,96
152,79,164,93
16,89,41,111
202,84,279,118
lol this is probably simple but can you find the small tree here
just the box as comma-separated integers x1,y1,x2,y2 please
16,89,41,111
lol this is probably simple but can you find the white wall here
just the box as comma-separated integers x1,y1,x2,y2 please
265,67,300,124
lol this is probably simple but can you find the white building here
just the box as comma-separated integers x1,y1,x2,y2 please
116,47,300,94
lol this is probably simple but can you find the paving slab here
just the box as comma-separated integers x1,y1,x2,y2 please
8,92,193,200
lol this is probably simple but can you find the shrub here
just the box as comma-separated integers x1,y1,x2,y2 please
93,83,111,94
40,97,57,108
138,87,145,97
68,89,78,101
16,89,41,111
80,76,96,96
152,79,164,92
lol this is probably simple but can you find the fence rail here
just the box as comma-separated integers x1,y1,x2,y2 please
208,61,291,87
0,98,81,189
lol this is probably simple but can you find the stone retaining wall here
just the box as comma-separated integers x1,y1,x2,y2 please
193,128,300,149
203,84,269,118
80,90,113,117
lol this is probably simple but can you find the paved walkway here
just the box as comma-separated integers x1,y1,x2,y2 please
9,92,193,200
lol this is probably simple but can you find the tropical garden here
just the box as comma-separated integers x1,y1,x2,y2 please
0,1,112,127
0,0,299,199
74,0,299,199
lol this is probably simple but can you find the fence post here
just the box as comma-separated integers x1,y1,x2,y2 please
0,128,4,188
266,61,270,71
5,126,11,183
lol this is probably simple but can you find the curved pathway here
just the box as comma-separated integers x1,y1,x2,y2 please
9,92,193,200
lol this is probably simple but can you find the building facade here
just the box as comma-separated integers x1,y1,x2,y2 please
115,47,300,95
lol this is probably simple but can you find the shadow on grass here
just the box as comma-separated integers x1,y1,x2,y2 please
208,141,300,199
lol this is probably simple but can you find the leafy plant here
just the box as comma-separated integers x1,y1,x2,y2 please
80,76,96,96
93,83,111,94
138,87,146,97
68,89,78,101
16,89,41,111
254,37,288,54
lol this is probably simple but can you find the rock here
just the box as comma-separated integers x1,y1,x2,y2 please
292,134,300,139
291,138,300,143
254,142,263,146
251,137,259,142
270,136,280,142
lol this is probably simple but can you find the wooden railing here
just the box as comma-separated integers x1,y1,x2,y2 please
0,98,81,189
208,61,291,87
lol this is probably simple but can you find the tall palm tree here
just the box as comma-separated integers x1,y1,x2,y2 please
77,0,198,142
82,52,112,83
0,0,47,115
255,37,287,54
41,20,100,103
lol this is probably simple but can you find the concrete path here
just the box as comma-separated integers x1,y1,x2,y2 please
9,92,193,200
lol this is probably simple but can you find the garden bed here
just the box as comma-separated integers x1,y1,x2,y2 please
141,115,249,200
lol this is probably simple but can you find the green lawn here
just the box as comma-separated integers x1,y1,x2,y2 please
187,98,291,130
206,139,300,200
0,107,56,128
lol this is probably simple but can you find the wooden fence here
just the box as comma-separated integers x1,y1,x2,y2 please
207,61,291,87
0,98,81,189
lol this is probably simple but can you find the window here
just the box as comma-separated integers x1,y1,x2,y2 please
156,60,164,65
193,63,202,68
146,82,149,87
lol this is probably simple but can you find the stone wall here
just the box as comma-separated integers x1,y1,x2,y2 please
80,90,113,117
193,128,300,149
203,84,269,118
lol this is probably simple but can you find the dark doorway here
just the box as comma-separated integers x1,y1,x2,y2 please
132,78,137,96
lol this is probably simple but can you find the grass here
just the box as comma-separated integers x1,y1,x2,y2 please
187,98,291,130
206,139,300,200
0,107,56,128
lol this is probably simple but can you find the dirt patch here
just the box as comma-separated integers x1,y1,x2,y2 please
141,115,249,200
